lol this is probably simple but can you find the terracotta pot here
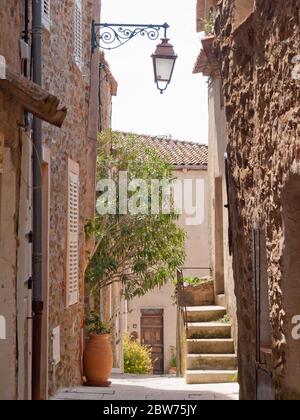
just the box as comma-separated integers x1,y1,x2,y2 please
168,367,177,375
83,334,113,387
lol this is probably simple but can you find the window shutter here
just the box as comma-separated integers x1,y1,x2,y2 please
67,160,80,307
42,0,51,30
74,0,83,68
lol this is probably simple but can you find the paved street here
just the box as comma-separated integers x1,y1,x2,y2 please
52,374,239,400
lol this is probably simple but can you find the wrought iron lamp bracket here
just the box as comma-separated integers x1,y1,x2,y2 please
92,21,170,52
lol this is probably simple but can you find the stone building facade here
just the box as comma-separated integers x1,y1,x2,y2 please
0,0,116,400
214,0,300,399
41,0,102,398
0,2,33,401
0,0,69,400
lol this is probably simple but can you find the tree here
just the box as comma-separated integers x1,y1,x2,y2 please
85,131,186,299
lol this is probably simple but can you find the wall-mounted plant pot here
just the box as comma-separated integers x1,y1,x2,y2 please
168,367,177,375
83,334,113,387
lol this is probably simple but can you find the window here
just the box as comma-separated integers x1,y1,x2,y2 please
42,0,51,30
67,159,80,307
74,0,83,68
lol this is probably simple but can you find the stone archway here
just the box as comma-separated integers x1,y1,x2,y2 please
281,175,300,399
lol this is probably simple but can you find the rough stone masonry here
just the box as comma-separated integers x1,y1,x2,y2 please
216,0,300,400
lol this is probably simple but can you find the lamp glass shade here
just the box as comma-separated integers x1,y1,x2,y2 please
154,57,176,82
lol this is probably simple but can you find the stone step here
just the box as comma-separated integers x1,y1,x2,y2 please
187,322,232,339
187,338,235,354
186,306,226,322
186,370,238,384
187,354,237,370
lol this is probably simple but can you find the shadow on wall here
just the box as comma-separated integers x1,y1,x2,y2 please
281,174,300,399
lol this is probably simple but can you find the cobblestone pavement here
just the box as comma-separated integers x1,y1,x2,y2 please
52,374,239,400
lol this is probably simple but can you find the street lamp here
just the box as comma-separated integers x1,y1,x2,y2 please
152,38,177,94
92,22,177,94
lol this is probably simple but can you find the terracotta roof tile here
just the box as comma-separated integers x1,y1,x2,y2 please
121,133,208,168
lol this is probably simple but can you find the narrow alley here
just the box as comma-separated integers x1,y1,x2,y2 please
52,375,239,401
1,0,300,404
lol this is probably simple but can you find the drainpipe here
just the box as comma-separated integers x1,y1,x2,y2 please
23,0,30,129
23,0,29,76
31,0,43,401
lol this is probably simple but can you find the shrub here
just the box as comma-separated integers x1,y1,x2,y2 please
170,347,177,369
124,334,153,374
182,276,210,286
85,311,110,335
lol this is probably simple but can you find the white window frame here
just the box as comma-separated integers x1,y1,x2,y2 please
42,0,51,30
52,326,61,366
73,0,83,69
0,315,6,340
66,159,80,307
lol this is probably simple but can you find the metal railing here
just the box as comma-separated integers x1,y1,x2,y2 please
176,268,211,335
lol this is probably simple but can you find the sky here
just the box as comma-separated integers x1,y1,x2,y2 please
101,0,208,144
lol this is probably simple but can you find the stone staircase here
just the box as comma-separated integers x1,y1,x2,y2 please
185,305,237,384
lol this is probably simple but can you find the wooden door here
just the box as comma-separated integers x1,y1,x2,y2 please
141,309,164,374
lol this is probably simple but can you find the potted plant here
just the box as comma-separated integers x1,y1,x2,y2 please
83,311,113,387
168,347,177,375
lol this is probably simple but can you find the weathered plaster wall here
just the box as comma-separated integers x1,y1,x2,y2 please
177,169,210,278
0,1,24,400
208,77,237,347
128,169,210,372
216,0,300,400
127,281,177,373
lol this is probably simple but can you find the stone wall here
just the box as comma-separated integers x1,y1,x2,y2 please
42,0,101,395
216,0,300,400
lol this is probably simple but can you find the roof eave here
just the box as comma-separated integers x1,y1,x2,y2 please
193,35,220,77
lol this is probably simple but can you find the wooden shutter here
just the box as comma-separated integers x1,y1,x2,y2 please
42,0,51,30
74,0,83,68
67,160,80,307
